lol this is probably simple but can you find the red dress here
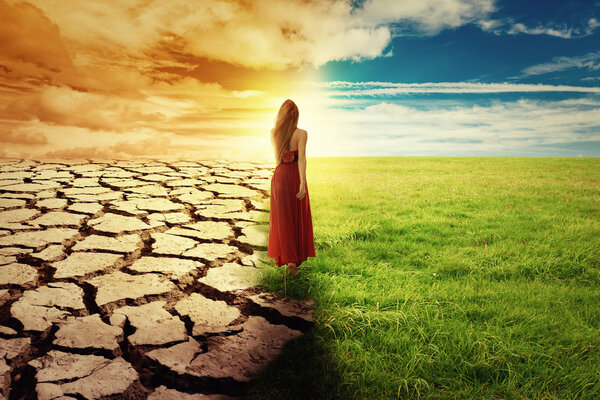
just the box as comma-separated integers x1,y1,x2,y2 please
268,149,316,267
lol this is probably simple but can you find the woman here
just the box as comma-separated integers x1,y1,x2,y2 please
267,99,316,280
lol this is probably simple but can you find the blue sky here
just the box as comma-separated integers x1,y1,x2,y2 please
298,0,600,157
322,0,599,85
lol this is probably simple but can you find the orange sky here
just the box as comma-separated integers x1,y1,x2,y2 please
0,0,345,162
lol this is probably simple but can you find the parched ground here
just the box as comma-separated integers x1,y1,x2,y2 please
0,158,314,400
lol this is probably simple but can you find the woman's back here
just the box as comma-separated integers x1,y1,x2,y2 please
287,128,306,152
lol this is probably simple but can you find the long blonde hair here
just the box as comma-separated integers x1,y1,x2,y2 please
271,99,299,163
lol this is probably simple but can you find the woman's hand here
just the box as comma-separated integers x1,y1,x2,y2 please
296,181,306,199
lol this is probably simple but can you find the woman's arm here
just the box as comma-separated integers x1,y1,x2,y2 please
296,129,307,199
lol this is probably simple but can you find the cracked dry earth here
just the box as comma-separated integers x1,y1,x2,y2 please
0,158,315,400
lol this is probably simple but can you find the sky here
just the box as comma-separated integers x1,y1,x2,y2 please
1,0,599,161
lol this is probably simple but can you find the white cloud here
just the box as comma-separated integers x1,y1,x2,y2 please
519,52,600,77
477,17,600,39
477,19,503,31
353,0,495,35
302,87,600,156
317,81,600,94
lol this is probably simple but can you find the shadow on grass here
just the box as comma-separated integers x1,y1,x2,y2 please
241,325,344,400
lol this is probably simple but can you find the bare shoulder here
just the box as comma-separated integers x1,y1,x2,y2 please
297,128,308,139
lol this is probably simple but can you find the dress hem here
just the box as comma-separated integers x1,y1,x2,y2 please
270,254,315,268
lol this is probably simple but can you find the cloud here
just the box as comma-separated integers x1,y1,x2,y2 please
0,0,159,97
0,1,75,78
0,130,48,144
356,0,495,36
303,97,600,156
477,17,600,39
110,136,173,157
0,84,176,132
34,131,275,162
519,52,600,77
7,0,495,70
319,81,600,94
0,74,290,137
40,136,173,159
40,145,122,160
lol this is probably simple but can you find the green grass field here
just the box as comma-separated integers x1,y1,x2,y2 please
244,157,600,400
